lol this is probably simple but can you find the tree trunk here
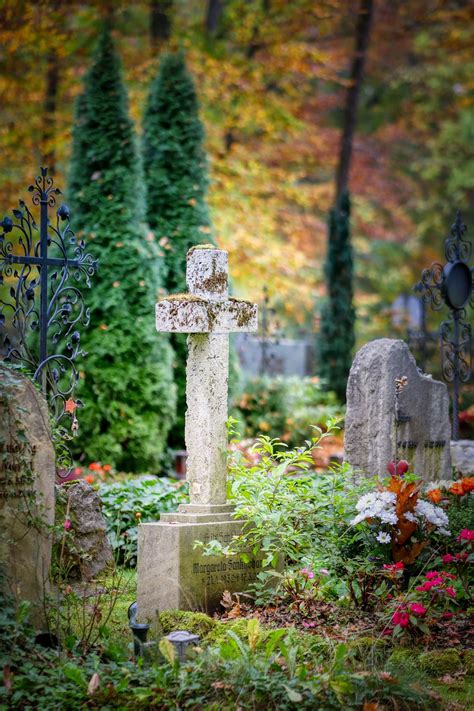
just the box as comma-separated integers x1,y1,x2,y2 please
150,0,172,49
42,48,59,171
205,0,223,36
335,0,374,200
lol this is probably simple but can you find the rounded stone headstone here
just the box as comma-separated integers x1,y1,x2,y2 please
0,364,55,627
344,339,452,480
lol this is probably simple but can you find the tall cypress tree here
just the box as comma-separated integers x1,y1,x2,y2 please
142,51,216,444
319,191,355,402
69,27,176,471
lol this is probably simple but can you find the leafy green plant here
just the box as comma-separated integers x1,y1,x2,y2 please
197,422,373,603
233,375,343,447
99,477,188,564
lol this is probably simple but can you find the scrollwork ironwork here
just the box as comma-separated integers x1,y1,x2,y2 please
414,211,472,440
0,167,98,472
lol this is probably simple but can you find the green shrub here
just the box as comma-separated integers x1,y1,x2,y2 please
69,26,176,472
142,51,214,447
232,375,343,447
99,477,188,564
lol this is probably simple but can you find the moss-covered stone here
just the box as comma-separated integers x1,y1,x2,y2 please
386,648,420,674
464,649,474,675
347,636,391,663
159,610,218,639
419,649,462,677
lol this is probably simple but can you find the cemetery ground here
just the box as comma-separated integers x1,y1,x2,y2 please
1,408,473,710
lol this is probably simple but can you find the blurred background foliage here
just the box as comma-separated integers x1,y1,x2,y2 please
0,0,473,344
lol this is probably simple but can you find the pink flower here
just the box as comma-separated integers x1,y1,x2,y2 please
445,586,456,598
300,568,309,575
458,529,474,541
382,628,393,636
426,571,441,580
307,572,315,579
410,603,427,616
416,581,435,592
64,519,71,530
442,554,455,564
319,568,330,576
302,620,317,628
392,609,410,627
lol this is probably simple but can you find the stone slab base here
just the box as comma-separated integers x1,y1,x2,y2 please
450,440,474,476
136,518,262,621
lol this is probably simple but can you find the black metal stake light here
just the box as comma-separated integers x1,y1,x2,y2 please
414,212,473,440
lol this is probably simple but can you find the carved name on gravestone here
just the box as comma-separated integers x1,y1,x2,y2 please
344,339,451,480
137,246,258,617
0,364,55,627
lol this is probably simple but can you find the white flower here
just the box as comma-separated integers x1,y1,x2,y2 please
351,491,398,526
404,512,417,522
414,499,450,535
376,531,391,544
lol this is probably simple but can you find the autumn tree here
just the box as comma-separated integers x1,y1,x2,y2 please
69,26,176,471
142,51,215,444
319,0,373,400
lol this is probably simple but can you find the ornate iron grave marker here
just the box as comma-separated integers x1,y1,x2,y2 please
0,167,97,467
414,212,473,440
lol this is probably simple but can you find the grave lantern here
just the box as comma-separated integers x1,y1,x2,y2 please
165,630,200,662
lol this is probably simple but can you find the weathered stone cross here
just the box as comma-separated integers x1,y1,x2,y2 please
156,245,258,514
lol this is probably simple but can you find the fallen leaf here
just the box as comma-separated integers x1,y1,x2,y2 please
87,672,100,695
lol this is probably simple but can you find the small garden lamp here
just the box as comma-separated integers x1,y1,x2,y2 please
165,630,200,662
128,602,150,657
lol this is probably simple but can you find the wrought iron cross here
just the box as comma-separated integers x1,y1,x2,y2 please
0,167,97,440
414,212,473,440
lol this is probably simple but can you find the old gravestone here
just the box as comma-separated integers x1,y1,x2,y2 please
137,246,260,618
344,339,452,480
0,364,55,626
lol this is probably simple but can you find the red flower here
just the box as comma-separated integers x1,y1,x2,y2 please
84,474,95,484
442,612,454,619
410,603,427,616
442,553,455,564
455,551,468,561
387,460,409,477
383,562,404,571
102,464,112,472
458,529,474,541
425,571,441,579
445,586,456,598
89,462,102,471
73,466,83,476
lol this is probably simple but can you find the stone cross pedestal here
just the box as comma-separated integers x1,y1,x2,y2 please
137,246,259,618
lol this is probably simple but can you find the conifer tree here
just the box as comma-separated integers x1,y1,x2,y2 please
319,191,355,402
142,52,216,444
69,27,176,471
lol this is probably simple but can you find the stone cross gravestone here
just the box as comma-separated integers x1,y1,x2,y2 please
0,364,55,627
137,246,259,618
345,339,452,480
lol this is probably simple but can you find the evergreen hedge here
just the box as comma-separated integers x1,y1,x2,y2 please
68,27,176,472
319,191,355,402
142,51,216,445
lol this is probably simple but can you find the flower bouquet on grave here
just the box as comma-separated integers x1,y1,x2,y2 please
350,460,451,566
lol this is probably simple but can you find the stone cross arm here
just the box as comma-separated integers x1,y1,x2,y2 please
156,247,257,334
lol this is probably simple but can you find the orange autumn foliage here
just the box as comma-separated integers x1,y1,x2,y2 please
386,476,426,564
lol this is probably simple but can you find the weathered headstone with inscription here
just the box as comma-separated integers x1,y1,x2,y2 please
0,364,55,626
344,339,452,480
137,246,259,617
